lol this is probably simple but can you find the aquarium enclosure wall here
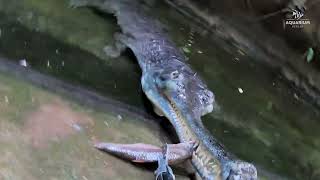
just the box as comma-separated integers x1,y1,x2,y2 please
0,0,319,179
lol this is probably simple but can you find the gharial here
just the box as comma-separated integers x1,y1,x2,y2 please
70,0,258,179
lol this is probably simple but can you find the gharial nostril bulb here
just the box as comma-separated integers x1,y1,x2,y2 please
201,104,214,116
204,90,215,104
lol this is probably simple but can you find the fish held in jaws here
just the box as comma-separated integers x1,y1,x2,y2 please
94,141,196,165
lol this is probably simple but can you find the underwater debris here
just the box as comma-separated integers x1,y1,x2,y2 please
4,96,9,103
237,49,246,56
238,87,244,94
19,59,28,67
182,47,191,53
72,123,82,131
306,47,314,63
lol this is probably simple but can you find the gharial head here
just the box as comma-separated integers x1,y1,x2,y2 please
151,63,218,119
223,160,258,180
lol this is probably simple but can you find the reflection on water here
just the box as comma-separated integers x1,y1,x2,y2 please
0,0,320,179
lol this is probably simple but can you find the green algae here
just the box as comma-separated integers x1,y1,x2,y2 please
0,14,144,108
0,72,188,180
0,0,319,179
0,0,117,61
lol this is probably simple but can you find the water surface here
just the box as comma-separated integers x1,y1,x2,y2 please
0,0,320,179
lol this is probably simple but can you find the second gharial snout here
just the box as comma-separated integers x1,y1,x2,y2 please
223,161,258,180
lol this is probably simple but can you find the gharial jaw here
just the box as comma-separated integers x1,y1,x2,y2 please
141,66,257,180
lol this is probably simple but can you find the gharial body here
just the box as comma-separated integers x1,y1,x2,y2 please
70,0,258,179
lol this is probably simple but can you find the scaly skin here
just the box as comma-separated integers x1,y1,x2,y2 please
70,0,257,179
141,70,256,180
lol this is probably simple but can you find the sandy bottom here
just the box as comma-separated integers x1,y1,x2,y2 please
23,98,94,148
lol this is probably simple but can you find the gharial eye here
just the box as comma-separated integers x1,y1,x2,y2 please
170,70,179,79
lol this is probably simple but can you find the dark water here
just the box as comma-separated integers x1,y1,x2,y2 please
0,15,147,108
0,0,320,179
